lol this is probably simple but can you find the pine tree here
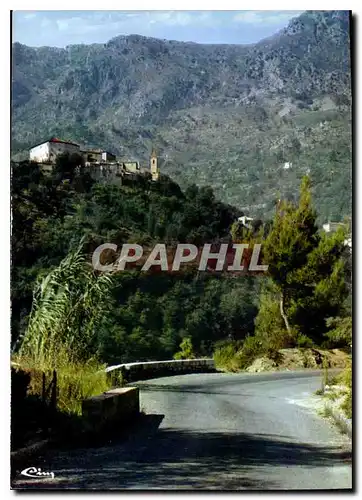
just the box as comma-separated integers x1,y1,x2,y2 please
263,176,346,342
263,177,319,334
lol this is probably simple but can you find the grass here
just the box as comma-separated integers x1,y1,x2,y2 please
11,353,115,449
325,392,339,401
213,336,266,373
339,362,352,388
213,341,250,372
213,342,241,372
316,360,352,421
321,406,333,418
337,361,352,419
12,352,111,416
341,392,352,419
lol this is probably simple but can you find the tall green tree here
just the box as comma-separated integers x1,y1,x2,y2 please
263,177,319,335
263,176,347,342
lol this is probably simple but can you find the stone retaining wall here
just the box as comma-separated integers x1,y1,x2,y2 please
106,358,216,383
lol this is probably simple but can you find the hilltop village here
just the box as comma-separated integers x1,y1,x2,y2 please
29,137,160,181
27,136,351,248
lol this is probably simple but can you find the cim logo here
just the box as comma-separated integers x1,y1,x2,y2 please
20,467,55,480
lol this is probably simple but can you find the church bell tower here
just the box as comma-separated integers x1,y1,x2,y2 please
150,147,159,181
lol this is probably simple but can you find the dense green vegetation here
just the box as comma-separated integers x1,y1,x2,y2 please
13,155,351,361
12,11,351,221
212,176,352,371
12,156,260,366
11,154,352,424
11,10,352,438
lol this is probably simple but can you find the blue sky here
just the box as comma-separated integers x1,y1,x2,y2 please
12,11,304,47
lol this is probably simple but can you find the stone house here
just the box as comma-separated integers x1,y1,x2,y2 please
29,137,80,163
81,148,117,164
322,221,346,233
122,161,140,173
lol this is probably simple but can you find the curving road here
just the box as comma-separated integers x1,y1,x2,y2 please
13,370,352,490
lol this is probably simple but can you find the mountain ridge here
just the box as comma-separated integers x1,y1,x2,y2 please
12,10,352,221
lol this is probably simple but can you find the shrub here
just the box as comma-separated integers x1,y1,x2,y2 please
214,332,279,372
325,316,352,348
296,334,315,348
18,243,113,365
13,244,114,418
338,360,352,389
173,337,195,360
213,340,241,371
235,335,264,370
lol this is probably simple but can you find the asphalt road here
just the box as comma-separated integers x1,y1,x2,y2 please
13,370,352,490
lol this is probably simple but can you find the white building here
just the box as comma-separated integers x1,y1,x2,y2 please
101,151,117,162
29,137,80,163
322,221,351,249
238,215,254,229
344,237,352,249
322,221,346,233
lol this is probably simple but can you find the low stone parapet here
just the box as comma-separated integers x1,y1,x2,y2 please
82,387,139,432
105,358,216,383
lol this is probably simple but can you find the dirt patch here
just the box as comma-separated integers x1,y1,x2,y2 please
246,357,277,373
246,348,349,373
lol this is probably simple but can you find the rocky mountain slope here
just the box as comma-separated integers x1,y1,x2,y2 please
12,10,352,221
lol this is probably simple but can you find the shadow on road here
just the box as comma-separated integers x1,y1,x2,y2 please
12,413,351,491
131,370,327,393
135,383,284,399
